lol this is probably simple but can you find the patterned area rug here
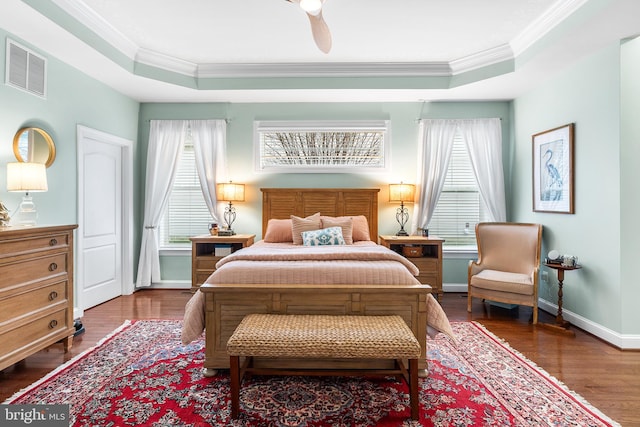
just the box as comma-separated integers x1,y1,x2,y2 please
4,320,619,427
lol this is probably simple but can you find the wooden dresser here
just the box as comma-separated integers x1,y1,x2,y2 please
0,224,77,371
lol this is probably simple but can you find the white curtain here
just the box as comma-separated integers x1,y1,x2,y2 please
411,119,458,234
191,119,227,222
459,118,506,222
136,120,188,288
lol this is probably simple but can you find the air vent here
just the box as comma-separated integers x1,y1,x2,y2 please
5,39,47,98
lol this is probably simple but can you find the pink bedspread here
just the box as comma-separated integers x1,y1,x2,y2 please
207,241,420,285
182,241,456,344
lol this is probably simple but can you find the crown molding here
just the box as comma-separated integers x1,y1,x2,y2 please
50,0,585,80
197,62,452,78
510,0,589,55
52,0,138,58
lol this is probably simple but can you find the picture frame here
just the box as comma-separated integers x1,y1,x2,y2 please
532,123,575,214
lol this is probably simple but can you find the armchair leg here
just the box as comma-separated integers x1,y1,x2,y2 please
467,293,472,313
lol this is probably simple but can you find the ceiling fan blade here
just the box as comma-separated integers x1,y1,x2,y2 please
306,10,332,53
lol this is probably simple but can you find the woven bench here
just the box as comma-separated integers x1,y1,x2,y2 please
227,313,421,420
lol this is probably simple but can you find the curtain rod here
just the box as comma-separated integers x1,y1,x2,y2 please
145,118,231,123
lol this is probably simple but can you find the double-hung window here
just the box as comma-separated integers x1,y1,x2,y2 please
159,136,211,247
428,131,489,250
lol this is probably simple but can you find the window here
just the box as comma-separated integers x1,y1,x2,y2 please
428,131,488,249
254,120,390,173
159,136,211,247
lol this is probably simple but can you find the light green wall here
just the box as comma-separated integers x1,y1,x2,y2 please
620,36,640,335
0,29,140,227
512,40,633,333
140,101,511,283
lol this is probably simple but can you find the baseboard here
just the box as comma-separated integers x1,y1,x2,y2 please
442,284,640,349
147,280,191,290
537,299,640,350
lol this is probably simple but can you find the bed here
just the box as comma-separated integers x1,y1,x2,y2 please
182,188,454,377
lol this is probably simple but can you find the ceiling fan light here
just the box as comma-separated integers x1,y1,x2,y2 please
300,0,322,15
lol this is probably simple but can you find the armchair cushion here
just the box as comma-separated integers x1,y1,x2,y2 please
470,269,534,295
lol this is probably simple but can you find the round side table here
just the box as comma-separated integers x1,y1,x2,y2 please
539,263,582,335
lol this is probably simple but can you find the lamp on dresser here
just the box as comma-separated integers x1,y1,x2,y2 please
217,182,245,235
389,182,415,236
6,162,48,226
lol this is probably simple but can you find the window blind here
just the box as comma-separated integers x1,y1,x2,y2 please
159,139,211,246
428,132,486,247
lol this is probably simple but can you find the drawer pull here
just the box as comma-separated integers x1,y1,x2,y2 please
49,238,58,246
49,263,58,272
48,291,59,301
49,319,58,329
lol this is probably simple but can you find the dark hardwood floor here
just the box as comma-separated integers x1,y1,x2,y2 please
1,290,638,425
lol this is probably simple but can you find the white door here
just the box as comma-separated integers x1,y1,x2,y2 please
77,126,133,312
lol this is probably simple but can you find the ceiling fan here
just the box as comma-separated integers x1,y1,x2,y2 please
287,0,332,53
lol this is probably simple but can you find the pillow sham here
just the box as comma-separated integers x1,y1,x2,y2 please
291,212,322,245
301,226,346,246
263,218,293,243
320,216,354,244
320,215,371,241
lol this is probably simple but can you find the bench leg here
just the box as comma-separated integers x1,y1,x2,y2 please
409,358,419,421
230,356,240,419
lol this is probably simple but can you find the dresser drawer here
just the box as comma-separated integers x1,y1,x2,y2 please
409,257,438,271
0,253,68,290
195,271,215,285
0,281,67,325
0,308,69,361
196,256,222,270
0,232,69,258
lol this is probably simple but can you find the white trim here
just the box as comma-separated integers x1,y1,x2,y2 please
51,0,586,80
148,280,191,290
445,286,640,349
52,0,139,59
538,299,640,350
76,125,134,319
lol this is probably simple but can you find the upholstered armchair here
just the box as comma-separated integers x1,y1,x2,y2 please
468,222,543,324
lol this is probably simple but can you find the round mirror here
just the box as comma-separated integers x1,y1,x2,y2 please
13,127,56,168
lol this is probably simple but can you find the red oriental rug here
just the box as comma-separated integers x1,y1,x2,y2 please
3,320,619,427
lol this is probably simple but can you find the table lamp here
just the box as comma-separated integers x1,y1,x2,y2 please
217,182,245,235
6,162,48,226
389,183,415,236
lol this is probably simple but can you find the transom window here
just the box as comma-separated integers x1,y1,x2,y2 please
254,120,390,173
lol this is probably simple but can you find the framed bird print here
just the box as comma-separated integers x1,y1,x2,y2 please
532,123,575,214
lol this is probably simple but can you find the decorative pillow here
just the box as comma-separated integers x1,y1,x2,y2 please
320,217,354,244
291,212,322,245
301,227,346,246
263,218,293,242
324,215,370,241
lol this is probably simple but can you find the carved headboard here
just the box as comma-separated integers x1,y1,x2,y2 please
261,188,379,239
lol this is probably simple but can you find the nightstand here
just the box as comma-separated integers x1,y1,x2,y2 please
189,234,255,291
379,235,445,301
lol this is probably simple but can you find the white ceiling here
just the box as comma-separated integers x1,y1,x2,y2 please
3,0,640,102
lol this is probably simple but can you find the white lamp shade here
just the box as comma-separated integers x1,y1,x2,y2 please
6,162,48,192
217,183,245,202
389,183,415,203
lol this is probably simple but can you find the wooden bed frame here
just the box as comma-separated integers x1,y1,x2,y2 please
199,188,431,376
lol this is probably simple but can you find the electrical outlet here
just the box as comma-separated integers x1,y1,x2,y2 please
541,271,549,284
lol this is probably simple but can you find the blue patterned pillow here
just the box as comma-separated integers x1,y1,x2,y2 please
301,227,346,246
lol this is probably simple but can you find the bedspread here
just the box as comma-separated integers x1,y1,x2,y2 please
182,241,456,344
208,241,421,286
